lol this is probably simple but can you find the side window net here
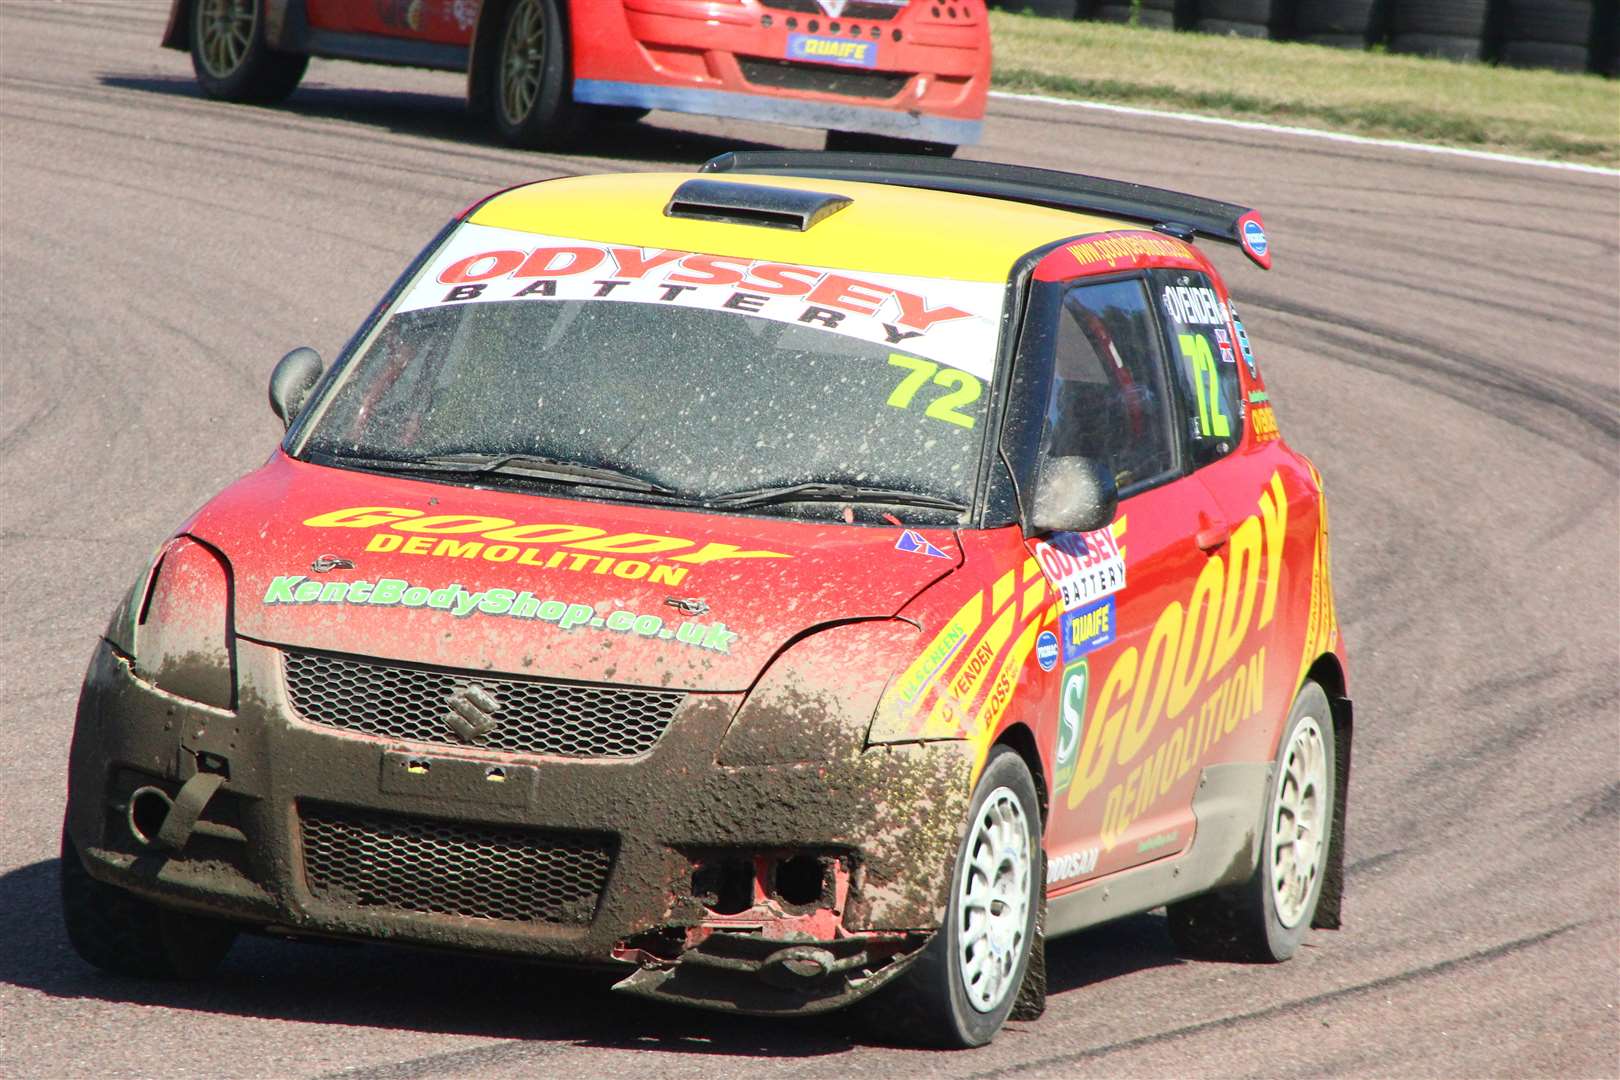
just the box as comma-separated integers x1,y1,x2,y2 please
1037,278,1177,494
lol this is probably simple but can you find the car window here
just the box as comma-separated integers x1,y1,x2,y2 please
1151,269,1243,465
1035,278,1178,494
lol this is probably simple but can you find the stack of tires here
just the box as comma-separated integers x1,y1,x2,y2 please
990,0,1619,73
1386,0,1493,59
1496,0,1605,70
1196,0,1294,37
1291,0,1385,46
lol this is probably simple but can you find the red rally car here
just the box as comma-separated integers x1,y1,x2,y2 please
164,0,990,152
62,153,1351,1048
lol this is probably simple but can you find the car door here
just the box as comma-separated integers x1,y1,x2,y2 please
1025,273,1228,890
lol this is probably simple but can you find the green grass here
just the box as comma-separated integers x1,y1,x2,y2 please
990,11,1620,168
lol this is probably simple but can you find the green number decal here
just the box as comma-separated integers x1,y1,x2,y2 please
887,353,983,430
926,368,982,429
1178,333,1231,439
886,353,939,408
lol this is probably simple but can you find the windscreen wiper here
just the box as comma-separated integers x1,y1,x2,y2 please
313,451,676,495
421,453,677,494
707,481,968,512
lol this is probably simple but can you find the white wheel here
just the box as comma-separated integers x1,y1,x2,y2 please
1270,715,1329,928
955,786,1033,1013
862,747,1041,1047
1167,681,1337,962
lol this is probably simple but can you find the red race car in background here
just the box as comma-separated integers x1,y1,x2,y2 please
165,0,989,153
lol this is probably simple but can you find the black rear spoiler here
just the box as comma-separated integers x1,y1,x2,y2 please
701,151,1271,270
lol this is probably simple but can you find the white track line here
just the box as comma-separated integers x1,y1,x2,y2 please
989,90,1620,178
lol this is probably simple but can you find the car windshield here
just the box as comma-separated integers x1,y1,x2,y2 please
295,226,1007,521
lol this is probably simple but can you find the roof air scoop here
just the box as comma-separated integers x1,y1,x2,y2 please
664,178,852,231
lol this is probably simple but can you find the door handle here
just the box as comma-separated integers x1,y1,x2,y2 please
1195,522,1230,552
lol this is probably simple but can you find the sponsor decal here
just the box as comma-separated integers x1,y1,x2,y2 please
450,0,477,31
1247,389,1270,404
1250,403,1280,442
1161,283,1228,327
1294,464,1338,688
878,557,1054,744
1033,523,1126,612
787,33,877,67
261,575,739,652
1232,313,1259,378
1035,630,1059,671
1137,830,1179,854
1052,660,1088,794
1062,231,1197,274
1060,597,1116,661
1242,218,1269,259
1049,845,1099,884
1067,473,1290,852
403,225,1004,378
302,505,792,588
895,528,951,559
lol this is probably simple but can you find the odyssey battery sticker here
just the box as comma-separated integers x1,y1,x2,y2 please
396,224,1007,379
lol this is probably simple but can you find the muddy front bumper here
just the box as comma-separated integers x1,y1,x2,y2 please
63,637,972,1013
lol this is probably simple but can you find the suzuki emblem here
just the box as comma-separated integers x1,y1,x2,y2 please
444,684,501,744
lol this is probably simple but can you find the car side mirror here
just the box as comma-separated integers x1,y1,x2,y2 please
269,347,323,430
1029,456,1118,536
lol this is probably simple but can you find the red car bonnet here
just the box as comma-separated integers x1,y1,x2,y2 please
185,453,960,692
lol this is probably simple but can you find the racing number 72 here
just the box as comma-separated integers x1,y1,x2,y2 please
886,353,982,430
1178,333,1231,439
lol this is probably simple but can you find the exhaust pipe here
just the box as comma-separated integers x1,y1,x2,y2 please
126,772,225,851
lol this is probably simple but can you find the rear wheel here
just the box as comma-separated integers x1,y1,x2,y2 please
1167,681,1336,962
493,0,582,150
824,129,957,158
189,0,307,104
60,829,237,979
864,746,1040,1048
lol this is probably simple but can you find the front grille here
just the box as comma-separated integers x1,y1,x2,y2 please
759,0,908,19
300,803,613,924
738,56,911,98
282,649,684,757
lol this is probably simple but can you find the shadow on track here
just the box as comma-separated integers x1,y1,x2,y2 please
2,856,1187,1054
96,74,788,164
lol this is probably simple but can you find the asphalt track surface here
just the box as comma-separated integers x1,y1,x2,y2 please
2,3,1617,1076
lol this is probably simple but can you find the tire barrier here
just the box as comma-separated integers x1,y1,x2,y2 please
989,0,1617,74
1291,0,1384,46
1498,0,1597,70
1197,0,1294,37
1387,0,1492,59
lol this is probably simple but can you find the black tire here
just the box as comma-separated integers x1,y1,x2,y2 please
1166,682,1337,963
1091,2,1136,21
1388,29,1488,58
823,130,958,157
60,830,237,979
1293,0,1380,40
1196,18,1275,36
862,746,1042,1048
189,0,307,104
1498,0,1598,70
492,0,582,150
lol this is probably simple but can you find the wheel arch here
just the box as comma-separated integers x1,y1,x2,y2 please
991,722,1049,828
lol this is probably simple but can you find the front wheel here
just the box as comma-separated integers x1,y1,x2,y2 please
865,746,1041,1048
1167,680,1337,962
60,830,237,979
189,0,307,104
492,0,582,150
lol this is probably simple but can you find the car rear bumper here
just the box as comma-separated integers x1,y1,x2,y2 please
64,637,972,1013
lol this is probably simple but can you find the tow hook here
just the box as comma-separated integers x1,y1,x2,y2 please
127,771,225,851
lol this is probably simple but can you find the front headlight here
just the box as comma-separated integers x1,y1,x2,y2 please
130,535,235,709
